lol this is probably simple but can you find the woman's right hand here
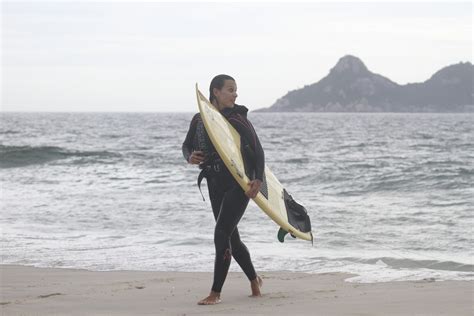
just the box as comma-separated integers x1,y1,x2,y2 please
188,151,205,165
246,179,262,199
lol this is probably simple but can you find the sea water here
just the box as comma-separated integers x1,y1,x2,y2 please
1,112,473,282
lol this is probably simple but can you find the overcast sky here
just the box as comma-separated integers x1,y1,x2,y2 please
2,1,472,112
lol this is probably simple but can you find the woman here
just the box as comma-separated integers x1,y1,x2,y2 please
182,74,264,305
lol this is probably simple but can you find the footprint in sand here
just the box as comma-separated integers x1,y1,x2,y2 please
37,293,63,299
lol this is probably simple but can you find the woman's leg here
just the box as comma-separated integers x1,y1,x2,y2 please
230,227,257,281
207,176,224,220
208,177,257,281
199,180,261,305
230,227,262,297
211,184,250,293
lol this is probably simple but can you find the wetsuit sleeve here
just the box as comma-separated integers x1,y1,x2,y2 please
227,114,265,181
182,113,199,162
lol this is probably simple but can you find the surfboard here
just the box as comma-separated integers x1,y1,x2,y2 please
196,84,313,242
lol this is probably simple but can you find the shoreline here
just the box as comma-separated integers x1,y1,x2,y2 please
1,264,472,315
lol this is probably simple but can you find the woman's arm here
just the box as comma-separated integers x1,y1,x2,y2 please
227,114,265,181
182,113,199,163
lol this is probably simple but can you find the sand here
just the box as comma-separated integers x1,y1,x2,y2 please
1,264,472,315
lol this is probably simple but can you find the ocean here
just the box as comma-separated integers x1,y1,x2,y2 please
1,112,473,283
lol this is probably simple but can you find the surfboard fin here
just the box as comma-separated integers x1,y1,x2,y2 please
278,228,298,242
277,228,288,243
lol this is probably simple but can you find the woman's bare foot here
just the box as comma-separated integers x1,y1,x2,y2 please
249,275,263,297
197,291,221,305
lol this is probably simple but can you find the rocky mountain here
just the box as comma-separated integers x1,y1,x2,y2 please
256,55,474,112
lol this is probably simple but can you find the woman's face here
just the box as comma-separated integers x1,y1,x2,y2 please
213,80,237,109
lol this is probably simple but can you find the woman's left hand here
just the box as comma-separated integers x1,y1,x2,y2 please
246,179,262,199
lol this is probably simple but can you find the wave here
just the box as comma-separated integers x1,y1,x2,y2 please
336,142,369,150
100,134,127,139
348,163,377,169
0,130,21,135
337,256,473,272
421,160,465,166
0,144,121,168
284,158,310,164
416,133,435,139
458,167,474,176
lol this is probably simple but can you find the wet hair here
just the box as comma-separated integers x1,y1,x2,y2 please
209,74,235,103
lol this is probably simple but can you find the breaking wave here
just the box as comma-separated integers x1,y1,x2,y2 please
0,144,121,168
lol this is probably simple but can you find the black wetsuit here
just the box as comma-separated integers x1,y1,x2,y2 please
182,104,265,293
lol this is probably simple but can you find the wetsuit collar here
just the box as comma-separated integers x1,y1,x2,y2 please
220,104,249,118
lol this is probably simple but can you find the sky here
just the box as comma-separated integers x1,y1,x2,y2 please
1,1,472,112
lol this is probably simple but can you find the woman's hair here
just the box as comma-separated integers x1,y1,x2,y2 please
209,74,235,103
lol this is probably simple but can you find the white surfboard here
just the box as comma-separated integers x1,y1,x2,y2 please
196,84,313,242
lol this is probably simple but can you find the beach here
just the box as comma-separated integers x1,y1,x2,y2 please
1,265,472,315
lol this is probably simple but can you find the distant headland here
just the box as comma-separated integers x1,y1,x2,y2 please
255,55,473,113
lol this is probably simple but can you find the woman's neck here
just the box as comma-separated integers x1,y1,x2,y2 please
212,101,234,111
